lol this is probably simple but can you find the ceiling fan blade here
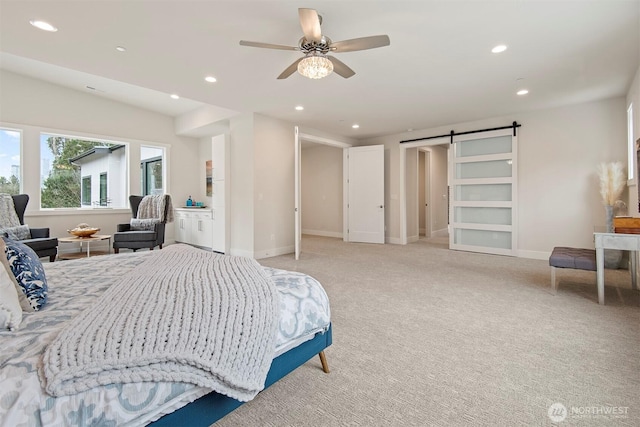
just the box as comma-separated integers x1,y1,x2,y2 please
277,58,304,79
299,8,322,43
239,40,298,51
328,56,355,79
331,35,390,52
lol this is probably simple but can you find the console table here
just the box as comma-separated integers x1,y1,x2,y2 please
594,232,639,305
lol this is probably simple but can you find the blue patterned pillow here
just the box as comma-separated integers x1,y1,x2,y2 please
3,237,48,311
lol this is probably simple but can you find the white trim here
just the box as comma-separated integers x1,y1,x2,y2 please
298,132,352,149
302,229,343,238
254,245,295,260
431,227,449,237
451,201,512,208
229,248,254,258
517,249,551,260
387,236,402,244
408,234,419,243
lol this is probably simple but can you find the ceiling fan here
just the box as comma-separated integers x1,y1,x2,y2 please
239,8,390,80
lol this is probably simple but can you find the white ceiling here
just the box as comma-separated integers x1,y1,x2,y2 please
0,1,638,140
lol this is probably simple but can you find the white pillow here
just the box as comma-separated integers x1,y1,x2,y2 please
0,239,22,330
0,238,33,312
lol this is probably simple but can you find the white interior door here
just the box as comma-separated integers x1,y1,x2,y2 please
449,130,517,256
347,145,385,244
294,126,301,260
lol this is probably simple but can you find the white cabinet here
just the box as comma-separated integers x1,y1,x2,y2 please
174,208,214,250
211,207,225,253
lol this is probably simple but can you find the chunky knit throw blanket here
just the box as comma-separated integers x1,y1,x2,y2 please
43,244,279,402
0,194,21,228
136,194,174,223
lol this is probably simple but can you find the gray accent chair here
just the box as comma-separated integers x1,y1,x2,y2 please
113,195,170,253
8,194,58,262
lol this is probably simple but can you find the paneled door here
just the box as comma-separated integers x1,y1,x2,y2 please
449,130,517,256
347,145,385,244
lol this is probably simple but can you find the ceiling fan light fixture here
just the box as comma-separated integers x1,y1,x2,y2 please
298,53,333,79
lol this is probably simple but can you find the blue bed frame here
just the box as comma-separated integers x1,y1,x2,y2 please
150,324,333,426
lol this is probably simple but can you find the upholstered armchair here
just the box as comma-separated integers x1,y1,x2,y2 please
0,194,58,262
113,195,173,253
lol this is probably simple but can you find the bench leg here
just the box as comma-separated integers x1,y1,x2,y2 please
551,266,557,295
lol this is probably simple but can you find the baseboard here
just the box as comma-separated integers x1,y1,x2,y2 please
386,236,402,244
408,234,419,243
254,245,294,260
517,249,551,260
419,228,426,235
431,228,449,237
302,229,343,239
229,248,254,258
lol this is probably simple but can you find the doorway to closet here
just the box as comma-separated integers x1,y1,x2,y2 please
294,128,385,259
401,140,450,246
400,126,518,256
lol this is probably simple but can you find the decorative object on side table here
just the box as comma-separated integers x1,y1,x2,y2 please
597,161,626,268
67,223,100,238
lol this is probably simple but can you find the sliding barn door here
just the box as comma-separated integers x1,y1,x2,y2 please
449,130,517,256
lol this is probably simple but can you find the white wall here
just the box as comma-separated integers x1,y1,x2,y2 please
0,70,200,244
228,113,255,257
362,97,628,258
301,144,343,238
253,114,295,258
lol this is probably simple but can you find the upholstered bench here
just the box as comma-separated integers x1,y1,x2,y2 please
549,247,597,294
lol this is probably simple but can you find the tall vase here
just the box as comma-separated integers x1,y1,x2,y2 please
604,205,623,269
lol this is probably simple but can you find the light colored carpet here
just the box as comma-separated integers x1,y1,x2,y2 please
215,235,639,426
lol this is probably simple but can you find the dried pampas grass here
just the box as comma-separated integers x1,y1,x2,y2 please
597,161,626,205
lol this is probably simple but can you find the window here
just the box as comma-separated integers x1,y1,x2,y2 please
628,103,634,181
40,134,127,208
99,173,107,206
81,176,91,205
0,128,21,195
140,146,164,195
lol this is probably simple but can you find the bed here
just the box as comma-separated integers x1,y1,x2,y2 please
0,244,332,426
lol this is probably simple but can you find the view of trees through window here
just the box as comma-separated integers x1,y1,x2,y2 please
40,135,122,208
0,128,21,195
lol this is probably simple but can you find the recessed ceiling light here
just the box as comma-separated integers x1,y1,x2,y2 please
491,44,507,53
407,128,414,132
295,105,304,111
517,89,529,96
29,20,58,32
205,76,217,83
170,94,180,100
352,124,360,129
115,46,126,52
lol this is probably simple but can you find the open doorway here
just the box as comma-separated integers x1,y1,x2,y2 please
301,142,344,239
400,139,450,246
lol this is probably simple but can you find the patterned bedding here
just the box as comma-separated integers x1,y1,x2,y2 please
0,249,330,426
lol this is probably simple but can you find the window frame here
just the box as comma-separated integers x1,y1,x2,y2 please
0,126,23,195
99,172,108,207
39,131,129,210
81,175,92,206
141,155,163,196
